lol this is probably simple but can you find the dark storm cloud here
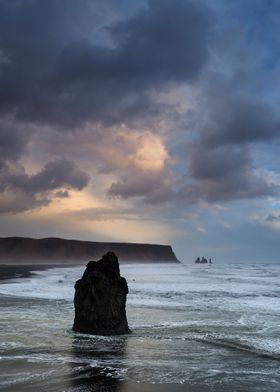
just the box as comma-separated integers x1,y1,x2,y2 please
0,192,49,214
0,159,89,194
178,0,280,204
105,101,280,205
201,96,280,147
108,173,174,204
266,214,280,223
104,0,280,205
23,159,90,193
0,0,213,209
54,190,70,198
0,0,96,124
0,0,279,212
0,0,211,126
189,145,249,180
187,145,277,202
177,39,280,204
0,159,90,213
0,120,32,161
109,142,278,205
104,0,210,82
184,99,280,201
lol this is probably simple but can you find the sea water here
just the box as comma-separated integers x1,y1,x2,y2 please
0,262,279,391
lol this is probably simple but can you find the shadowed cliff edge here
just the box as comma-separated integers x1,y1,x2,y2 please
0,237,179,264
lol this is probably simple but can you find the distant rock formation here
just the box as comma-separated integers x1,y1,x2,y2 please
73,252,131,335
195,257,209,264
0,237,179,264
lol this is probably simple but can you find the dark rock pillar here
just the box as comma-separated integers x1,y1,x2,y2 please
73,252,131,335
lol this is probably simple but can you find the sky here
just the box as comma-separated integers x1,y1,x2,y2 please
0,0,280,263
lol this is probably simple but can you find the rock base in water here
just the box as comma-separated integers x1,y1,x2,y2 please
73,252,131,335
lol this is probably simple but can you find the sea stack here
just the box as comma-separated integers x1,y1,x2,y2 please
73,252,131,335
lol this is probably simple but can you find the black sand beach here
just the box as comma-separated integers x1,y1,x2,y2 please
0,264,79,282
0,265,49,282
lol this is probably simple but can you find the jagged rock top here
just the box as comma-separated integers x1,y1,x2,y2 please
86,251,120,279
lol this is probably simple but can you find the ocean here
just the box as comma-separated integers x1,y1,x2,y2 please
0,262,279,391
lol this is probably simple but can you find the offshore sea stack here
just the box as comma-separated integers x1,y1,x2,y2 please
73,252,131,335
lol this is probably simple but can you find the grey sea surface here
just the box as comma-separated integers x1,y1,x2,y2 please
0,262,280,391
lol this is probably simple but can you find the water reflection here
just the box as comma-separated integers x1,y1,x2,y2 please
69,334,128,391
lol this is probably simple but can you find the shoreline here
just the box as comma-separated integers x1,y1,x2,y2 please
0,261,182,284
0,261,181,282
0,264,65,282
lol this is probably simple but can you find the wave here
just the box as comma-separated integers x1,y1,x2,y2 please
131,329,280,360
187,334,280,361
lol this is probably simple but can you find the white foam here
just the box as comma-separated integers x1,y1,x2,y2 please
1,263,280,312
1,262,280,358
0,266,82,300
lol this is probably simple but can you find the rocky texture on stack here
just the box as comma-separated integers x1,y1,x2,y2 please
73,252,131,335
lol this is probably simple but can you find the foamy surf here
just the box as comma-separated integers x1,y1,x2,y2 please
0,262,280,391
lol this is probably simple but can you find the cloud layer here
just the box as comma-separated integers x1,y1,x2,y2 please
0,0,280,261
0,158,89,213
0,0,211,127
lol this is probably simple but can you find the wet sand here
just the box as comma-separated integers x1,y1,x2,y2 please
0,264,77,282
0,265,48,281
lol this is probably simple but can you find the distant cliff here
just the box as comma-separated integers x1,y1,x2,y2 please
0,237,179,264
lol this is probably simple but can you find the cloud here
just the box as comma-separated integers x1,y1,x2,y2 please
108,140,278,205
95,129,169,173
201,96,280,147
189,145,249,180
266,214,280,223
179,141,279,203
0,159,89,213
254,211,280,232
55,190,70,198
0,0,212,211
108,172,174,204
34,122,171,173
0,0,279,217
0,118,32,161
0,0,211,127
22,159,90,193
69,206,138,222
0,191,49,214
168,55,280,205
107,0,210,82
106,139,277,205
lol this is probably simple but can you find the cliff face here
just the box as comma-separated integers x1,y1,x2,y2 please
0,237,179,264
